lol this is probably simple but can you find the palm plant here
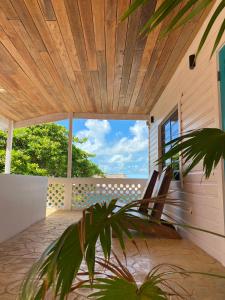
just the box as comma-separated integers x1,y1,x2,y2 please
20,197,225,299
82,256,190,300
123,1,225,178
87,256,225,300
158,128,225,178
20,199,148,300
122,0,225,57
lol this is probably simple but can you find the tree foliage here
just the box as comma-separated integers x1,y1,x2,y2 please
0,123,103,177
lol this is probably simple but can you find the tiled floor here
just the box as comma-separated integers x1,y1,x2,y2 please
0,211,225,299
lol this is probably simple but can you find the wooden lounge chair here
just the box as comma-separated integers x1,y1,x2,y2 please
116,170,159,212
122,166,181,239
139,170,159,213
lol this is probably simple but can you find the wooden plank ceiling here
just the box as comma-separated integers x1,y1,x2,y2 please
0,0,212,122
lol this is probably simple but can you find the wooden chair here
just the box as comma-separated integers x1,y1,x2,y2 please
122,166,181,239
151,166,173,221
139,170,159,213
116,170,159,212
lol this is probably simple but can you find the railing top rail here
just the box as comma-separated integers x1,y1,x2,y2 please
48,177,148,184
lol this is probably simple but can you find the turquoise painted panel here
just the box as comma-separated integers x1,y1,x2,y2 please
219,45,225,172
219,45,225,130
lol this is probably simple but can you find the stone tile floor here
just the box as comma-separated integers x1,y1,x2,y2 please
0,211,225,299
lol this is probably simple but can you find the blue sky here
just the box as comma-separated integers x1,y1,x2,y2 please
57,119,148,178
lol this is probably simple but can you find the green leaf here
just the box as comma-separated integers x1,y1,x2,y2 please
122,0,223,56
173,0,213,29
158,128,225,178
120,0,147,21
163,0,200,34
20,200,143,298
89,278,138,299
211,18,225,56
20,223,83,300
87,260,186,300
197,0,225,56
141,0,182,34
20,198,225,299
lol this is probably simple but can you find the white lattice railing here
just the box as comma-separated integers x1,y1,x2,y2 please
47,177,148,210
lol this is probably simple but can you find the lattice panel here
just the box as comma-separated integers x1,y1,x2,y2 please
47,183,65,208
72,182,143,209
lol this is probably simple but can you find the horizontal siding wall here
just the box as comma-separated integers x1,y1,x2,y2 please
149,0,225,264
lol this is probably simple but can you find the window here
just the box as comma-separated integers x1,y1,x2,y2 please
161,110,180,180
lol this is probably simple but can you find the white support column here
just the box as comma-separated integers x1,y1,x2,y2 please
67,112,73,178
146,120,151,176
5,120,14,174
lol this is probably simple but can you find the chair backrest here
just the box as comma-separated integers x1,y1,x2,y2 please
139,170,159,213
150,166,173,221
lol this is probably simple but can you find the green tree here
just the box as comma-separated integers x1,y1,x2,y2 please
0,123,103,177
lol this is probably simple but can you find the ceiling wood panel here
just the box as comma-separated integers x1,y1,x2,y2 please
105,0,117,112
125,0,157,107
0,0,18,20
134,1,184,109
38,0,56,21
113,0,129,112
0,0,213,122
144,3,214,113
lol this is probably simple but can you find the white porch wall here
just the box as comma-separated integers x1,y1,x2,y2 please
0,175,47,242
148,1,225,264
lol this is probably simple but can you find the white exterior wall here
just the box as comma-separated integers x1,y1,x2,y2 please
0,175,48,242
149,1,225,264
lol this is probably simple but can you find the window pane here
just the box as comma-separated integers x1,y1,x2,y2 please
164,122,171,143
161,109,179,179
171,121,179,138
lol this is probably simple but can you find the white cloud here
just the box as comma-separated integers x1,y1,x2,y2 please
77,119,110,153
76,120,148,177
109,121,148,155
109,154,132,164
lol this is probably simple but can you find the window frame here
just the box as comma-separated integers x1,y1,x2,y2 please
159,106,180,180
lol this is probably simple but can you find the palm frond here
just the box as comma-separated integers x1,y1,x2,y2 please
170,0,213,31
158,128,225,178
20,199,146,299
140,0,183,34
120,0,148,21
162,0,200,34
20,197,225,299
122,0,224,56
87,259,225,299
87,259,189,299
197,0,225,55
21,223,83,300
211,18,225,56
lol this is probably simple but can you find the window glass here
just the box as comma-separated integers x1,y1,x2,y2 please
161,110,180,180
